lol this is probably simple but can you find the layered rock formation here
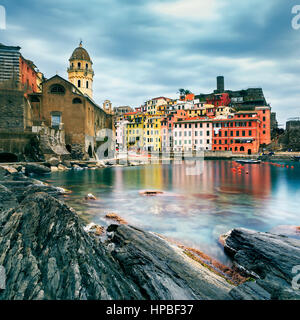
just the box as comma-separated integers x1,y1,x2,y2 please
0,191,233,300
223,228,300,300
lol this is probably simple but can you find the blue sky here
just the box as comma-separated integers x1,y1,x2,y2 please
1,0,300,125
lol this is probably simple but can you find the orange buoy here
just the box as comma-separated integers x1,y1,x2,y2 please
291,166,294,169
286,165,289,168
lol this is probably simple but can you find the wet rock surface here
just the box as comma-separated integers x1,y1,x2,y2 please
0,185,18,213
106,224,233,300
223,228,300,300
0,192,233,300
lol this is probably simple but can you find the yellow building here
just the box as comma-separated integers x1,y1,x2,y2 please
126,114,145,151
67,41,94,99
143,115,162,152
215,106,234,117
185,108,206,117
145,97,170,115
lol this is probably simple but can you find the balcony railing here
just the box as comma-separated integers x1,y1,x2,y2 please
67,67,94,74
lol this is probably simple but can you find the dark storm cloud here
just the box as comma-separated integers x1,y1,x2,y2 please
0,0,299,124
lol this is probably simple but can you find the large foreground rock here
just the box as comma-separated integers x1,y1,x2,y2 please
223,228,300,300
0,192,233,300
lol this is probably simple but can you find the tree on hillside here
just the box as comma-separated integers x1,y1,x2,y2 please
177,89,192,97
178,88,185,96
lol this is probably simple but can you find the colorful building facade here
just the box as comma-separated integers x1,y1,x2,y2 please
212,112,260,154
173,118,213,152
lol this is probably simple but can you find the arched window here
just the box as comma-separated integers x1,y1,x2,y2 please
50,84,65,94
86,63,88,69
78,80,81,88
78,62,81,68
72,98,82,104
240,146,245,152
86,81,89,88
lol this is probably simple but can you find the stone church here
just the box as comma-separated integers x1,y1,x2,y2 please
29,42,113,160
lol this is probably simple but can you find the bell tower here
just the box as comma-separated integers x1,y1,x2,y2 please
103,100,113,114
68,41,94,98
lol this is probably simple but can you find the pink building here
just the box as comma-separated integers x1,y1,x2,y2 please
173,117,213,152
161,110,187,152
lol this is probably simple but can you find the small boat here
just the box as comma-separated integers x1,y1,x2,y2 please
293,156,300,162
235,159,261,164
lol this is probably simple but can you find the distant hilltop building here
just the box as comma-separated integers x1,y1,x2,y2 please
67,41,94,99
197,76,267,110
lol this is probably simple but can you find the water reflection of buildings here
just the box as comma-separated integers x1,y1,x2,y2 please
113,160,271,201
115,165,164,190
171,160,271,198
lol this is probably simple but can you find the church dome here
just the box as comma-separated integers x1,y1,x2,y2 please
69,42,91,62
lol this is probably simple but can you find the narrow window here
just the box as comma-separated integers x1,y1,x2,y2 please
78,80,81,88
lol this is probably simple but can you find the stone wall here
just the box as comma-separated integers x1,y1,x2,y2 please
0,88,30,132
0,131,38,161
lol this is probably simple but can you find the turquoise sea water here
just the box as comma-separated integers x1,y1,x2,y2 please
40,160,300,265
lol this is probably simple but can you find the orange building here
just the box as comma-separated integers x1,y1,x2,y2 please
184,93,195,101
19,56,40,95
212,112,261,155
255,106,271,146
212,107,271,154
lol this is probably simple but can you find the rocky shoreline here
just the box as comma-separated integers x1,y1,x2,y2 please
0,163,300,300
